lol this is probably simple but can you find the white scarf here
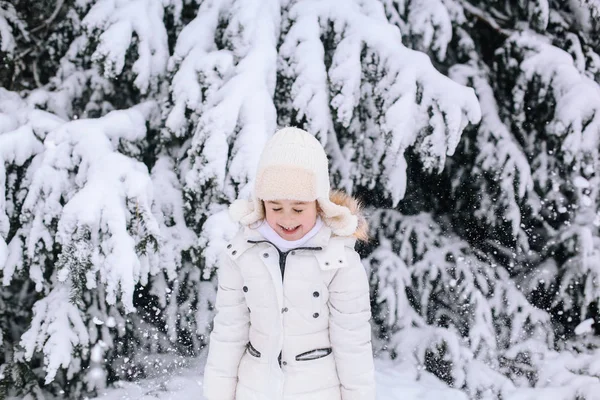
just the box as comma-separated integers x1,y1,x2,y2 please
255,217,324,252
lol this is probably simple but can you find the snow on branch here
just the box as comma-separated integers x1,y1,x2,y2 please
26,36,114,120
349,0,481,166
151,155,196,281
534,220,600,317
457,0,548,33
368,209,550,396
0,1,27,54
450,63,538,250
0,89,64,285
365,239,415,329
503,341,600,395
198,208,240,278
404,0,453,61
499,32,600,319
15,102,160,312
282,0,481,204
9,102,164,386
81,0,170,94
20,285,89,384
509,32,600,166
165,0,234,138
180,0,279,203
279,0,333,144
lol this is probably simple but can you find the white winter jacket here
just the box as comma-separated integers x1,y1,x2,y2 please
203,224,376,400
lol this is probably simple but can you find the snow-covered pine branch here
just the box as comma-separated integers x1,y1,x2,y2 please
179,0,279,221
150,155,196,282
449,60,538,252
27,35,113,121
8,102,164,388
0,1,27,55
403,0,453,61
20,286,89,385
81,0,170,94
507,33,600,166
39,103,158,304
147,154,199,348
157,0,281,355
367,209,551,397
460,0,549,32
502,341,600,395
164,0,235,140
0,88,64,284
279,0,480,205
496,31,600,326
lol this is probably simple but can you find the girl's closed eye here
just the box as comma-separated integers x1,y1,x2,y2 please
293,209,304,213
272,207,282,212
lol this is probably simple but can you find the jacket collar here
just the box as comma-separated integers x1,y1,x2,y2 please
243,222,333,249
227,221,356,270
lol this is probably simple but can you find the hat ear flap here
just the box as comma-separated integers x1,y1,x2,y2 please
317,197,358,237
229,198,264,226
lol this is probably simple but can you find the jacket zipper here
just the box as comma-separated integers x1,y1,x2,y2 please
247,239,323,368
246,240,322,281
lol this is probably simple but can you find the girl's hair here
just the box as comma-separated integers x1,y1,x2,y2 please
260,190,369,242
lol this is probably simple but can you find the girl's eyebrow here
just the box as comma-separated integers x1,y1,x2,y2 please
265,201,307,206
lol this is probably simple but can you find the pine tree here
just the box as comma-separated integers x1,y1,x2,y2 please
1,0,600,399
368,0,600,395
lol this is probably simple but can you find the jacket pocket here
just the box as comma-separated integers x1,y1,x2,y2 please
246,342,262,358
295,347,332,361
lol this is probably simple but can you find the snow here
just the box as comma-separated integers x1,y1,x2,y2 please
0,1,25,54
90,353,600,400
0,99,168,390
91,357,470,400
367,210,554,398
277,0,481,206
405,0,453,61
450,62,536,246
198,208,241,279
3,0,600,398
150,155,196,281
0,89,65,285
575,318,595,335
82,0,169,94
15,103,162,306
174,0,278,204
513,32,600,165
280,1,333,144
166,0,230,137
20,286,90,384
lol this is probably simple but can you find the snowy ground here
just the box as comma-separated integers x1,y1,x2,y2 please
92,356,469,400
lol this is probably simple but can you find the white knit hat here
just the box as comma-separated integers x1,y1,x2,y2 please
229,127,358,236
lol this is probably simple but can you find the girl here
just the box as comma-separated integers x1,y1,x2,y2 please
203,127,375,400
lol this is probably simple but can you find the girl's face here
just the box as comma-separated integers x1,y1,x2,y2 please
264,200,318,241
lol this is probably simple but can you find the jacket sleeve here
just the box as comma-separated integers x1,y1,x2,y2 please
328,248,376,400
203,252,250,400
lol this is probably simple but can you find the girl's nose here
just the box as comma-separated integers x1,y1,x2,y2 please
282,214,296,223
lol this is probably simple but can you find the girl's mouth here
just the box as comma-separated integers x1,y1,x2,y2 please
279,225,300,235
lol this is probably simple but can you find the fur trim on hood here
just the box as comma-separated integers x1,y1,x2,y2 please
327,190,369,242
